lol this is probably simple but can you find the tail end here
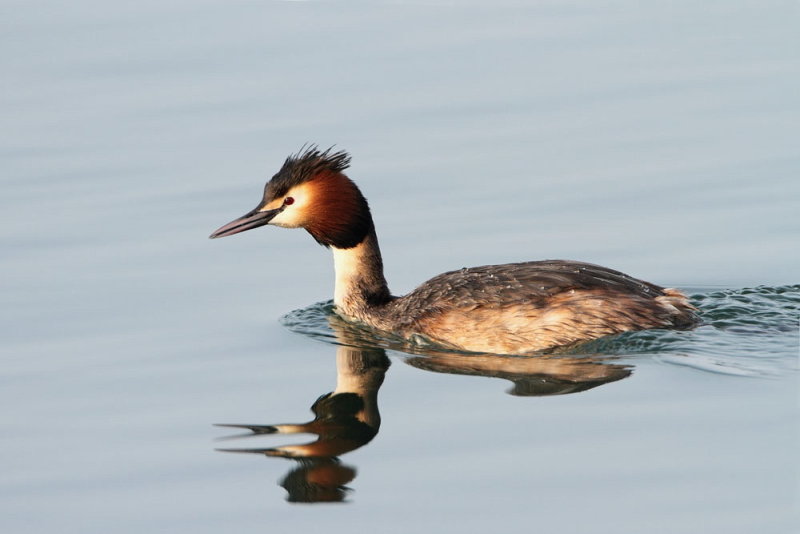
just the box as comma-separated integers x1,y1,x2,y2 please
657,288,701,329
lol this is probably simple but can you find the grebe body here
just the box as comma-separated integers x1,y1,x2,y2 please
210,147,698,354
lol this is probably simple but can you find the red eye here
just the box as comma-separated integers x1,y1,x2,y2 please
283,197,294,206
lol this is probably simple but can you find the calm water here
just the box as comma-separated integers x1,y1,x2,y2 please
2,1,798,533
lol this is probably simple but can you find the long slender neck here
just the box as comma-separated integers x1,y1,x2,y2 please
331,225,392,317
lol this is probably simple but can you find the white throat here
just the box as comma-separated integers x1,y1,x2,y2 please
329,228,390,318
331,244,363,308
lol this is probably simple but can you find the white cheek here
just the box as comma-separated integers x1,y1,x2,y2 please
265,188,309,228
269,208,303,228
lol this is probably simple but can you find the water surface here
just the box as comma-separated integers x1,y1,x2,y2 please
2,1,798,533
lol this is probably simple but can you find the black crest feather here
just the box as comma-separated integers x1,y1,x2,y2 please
265,145,351,200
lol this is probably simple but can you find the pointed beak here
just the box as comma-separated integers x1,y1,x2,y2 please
209,205,282,239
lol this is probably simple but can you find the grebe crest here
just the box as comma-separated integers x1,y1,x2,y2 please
211,146,699,354
211,146,371,249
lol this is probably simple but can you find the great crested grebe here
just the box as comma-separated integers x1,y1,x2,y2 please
210,147,699,354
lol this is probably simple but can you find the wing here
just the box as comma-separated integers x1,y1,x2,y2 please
400,260,666,312
382,260,692,353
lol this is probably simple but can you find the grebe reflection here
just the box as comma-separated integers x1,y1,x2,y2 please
405,352,631,396
216,313,633,503
217,345,389,503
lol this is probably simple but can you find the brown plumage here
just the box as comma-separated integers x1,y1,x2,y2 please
374,261,697,353
211,147,700,354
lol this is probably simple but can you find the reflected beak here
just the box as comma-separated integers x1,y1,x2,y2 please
209,205,282,239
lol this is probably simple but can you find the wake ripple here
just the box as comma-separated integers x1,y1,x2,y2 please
281,285,799,377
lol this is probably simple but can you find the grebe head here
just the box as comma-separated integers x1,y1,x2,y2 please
209,146,372,248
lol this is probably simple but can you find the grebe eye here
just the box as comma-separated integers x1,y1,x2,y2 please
283,196,294,206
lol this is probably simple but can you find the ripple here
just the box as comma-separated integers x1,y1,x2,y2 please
281,285,799,378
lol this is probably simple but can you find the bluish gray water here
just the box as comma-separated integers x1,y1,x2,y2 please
2,1,798,533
